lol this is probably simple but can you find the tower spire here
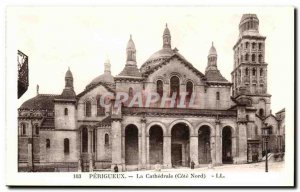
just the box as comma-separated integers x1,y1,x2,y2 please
126,34,136,65
36,84,39,95
104,55,111,74
206,42,218,72
163,23,171,49
65,67,74,88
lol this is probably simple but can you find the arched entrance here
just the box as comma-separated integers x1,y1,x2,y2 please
171,123,190,167
198,126,211,164
149,125,163,164
125,124,139,165
222,126,233,164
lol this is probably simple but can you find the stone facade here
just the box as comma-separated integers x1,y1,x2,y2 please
18,14,285,172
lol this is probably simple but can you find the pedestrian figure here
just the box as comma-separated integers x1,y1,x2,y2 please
155,161,161,171
114,164,118,172
191,161,195,169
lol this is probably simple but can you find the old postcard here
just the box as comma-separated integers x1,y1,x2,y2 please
6,6,294,187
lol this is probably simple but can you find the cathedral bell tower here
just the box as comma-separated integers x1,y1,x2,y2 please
231,14,271,117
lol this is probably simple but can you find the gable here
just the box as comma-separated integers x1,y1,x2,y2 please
77,83,114,105
146,56,205,86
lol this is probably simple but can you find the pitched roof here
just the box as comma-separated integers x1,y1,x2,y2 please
117,64,142,77
142,53,205,79
77,81,115,99
94,116,111,127
40,117,55,128
20,94,59,110
59,88,76,100
205,69,229,82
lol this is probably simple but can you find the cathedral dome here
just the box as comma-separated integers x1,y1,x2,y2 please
88,73,115,86
86,58,115,89
146,48,175,62
140,48,181,73
20,94,58,110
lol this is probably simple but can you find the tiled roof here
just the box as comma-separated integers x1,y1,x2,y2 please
95,116,111,127
20,94,59,110
59,88,76,100
77,81,115,99
117,64,142,77
205,69,229,82
40,117,55,128
142,53,205,79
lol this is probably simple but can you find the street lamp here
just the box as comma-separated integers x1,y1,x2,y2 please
262,124,272,172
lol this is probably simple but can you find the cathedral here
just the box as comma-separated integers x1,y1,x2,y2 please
18,14,285,172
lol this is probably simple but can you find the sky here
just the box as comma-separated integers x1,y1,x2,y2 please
7,6,294,113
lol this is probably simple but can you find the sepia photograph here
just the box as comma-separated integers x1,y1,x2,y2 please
6,6,295,187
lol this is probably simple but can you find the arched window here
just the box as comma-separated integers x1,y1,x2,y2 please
245,54,249,61
156,80,163,98
64,108,68,116
170,76,180,98
252,68,256,76
46,139,50,148
129,87,133,98
252,42,256,49
245,68,249,76
216,92,220,100
186,81,193,103
21,123,26,135
260,68,263,76
96,95,105,116
64,138,70,153
245,42,249,49
85,101,91,117
259,108,264,117
258,54,263,63
105,134,109,146
246,115,249,121
241,55,243,62
252,54,256,62
34,124,39,135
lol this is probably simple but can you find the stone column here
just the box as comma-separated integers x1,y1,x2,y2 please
111,119,122,171
88,128,93,171
163,135,172,168
138,134,142,169
215,121,222,165
146,136,150,169
88,128,92,154
210,134,216,165
237,122,248,163
122,135,125,170
232,135,237,161
79,130,82,156
89,158,93,172
27,141,33,170
78,159,82,172
189,135,199,166
140,118,147,169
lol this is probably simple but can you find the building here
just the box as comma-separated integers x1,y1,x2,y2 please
18,50,29,99
18,14,285,172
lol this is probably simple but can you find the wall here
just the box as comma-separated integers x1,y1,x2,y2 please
39,130,79,162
